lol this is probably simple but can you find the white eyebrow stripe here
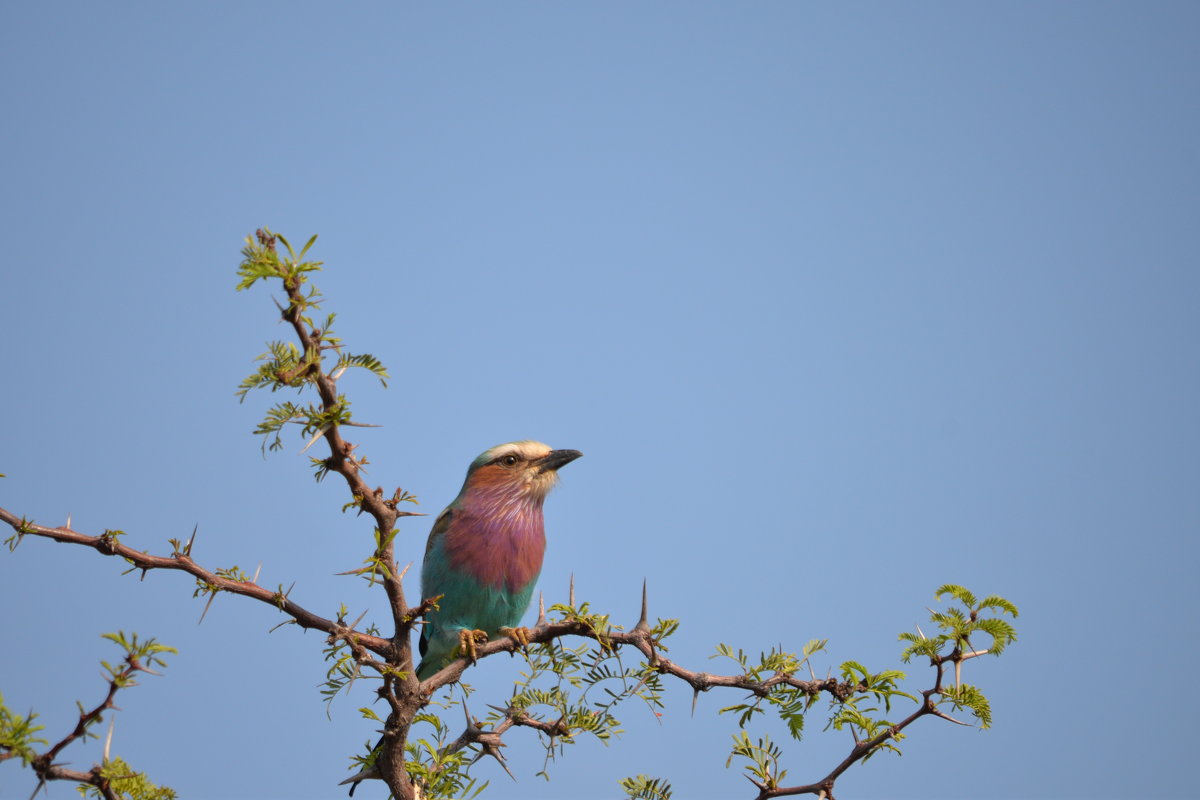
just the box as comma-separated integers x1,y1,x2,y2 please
486,440,552,462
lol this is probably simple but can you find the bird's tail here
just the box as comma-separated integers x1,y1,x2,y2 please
339,765,375,795
340,762,426,799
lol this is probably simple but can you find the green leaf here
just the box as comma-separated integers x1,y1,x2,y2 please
76,756,177,800
619,774,673,800
725,731,787,790
299,233,319,258
977,595,1020,617
935,584,977,608
942,682,993,728
0,694,49,766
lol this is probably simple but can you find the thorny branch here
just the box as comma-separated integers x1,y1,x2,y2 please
422,583,1007,800
240,229,424,799
0,496,1000,800
739,648,988,800
12,638,170,800
0,508,392,659
269,236,411,634
2,232,1014,800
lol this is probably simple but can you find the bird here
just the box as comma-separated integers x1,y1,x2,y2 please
416,440,582,678
341,440,581,794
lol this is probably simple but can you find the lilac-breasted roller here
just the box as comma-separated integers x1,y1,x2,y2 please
416,440,582,679
342,441,580,794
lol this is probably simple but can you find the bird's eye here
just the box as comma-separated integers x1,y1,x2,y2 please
499,454,520,466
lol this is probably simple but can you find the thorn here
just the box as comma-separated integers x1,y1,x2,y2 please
331,365,348,380
252,561,263,584
396,561,413,582
349,608,369,631
103,716,115,762
185,524,198,556
395,510,426,517
335,564,378,576
744,774,767,791
299,425,330,455
569,573,575,607
198,592,217,624
932,708,973,726
691,687,700,716
634,579,650,633
482,741,515,781
65,513,72,530
915,623,927,640
536,593,546,626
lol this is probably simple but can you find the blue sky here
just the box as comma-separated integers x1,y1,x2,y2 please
2,3,1197,798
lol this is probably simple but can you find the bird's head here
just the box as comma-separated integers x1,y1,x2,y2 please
460,440,583,502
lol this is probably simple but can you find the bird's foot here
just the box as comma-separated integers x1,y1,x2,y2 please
500,626,533,654
458,628,489,665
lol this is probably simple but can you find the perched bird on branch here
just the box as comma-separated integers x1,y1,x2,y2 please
417,440,582,678
342,440,581,795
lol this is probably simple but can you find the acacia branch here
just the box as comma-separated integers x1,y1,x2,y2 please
39,663,128,767
28,650,151,800
746,643,986,799
423,586,998,800
38,765,121,800
0,509,393,659
421,616,861,702
258,230,415,656
255,233,424,800
6,233,1015,800
421,597,872,790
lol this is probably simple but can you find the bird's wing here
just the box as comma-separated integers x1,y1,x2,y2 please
419,506,455,661
424,506,453,556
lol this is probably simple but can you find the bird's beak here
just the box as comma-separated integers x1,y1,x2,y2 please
535,449,583,473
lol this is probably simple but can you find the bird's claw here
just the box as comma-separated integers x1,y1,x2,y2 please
501,626,532,654
458,629,489,664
